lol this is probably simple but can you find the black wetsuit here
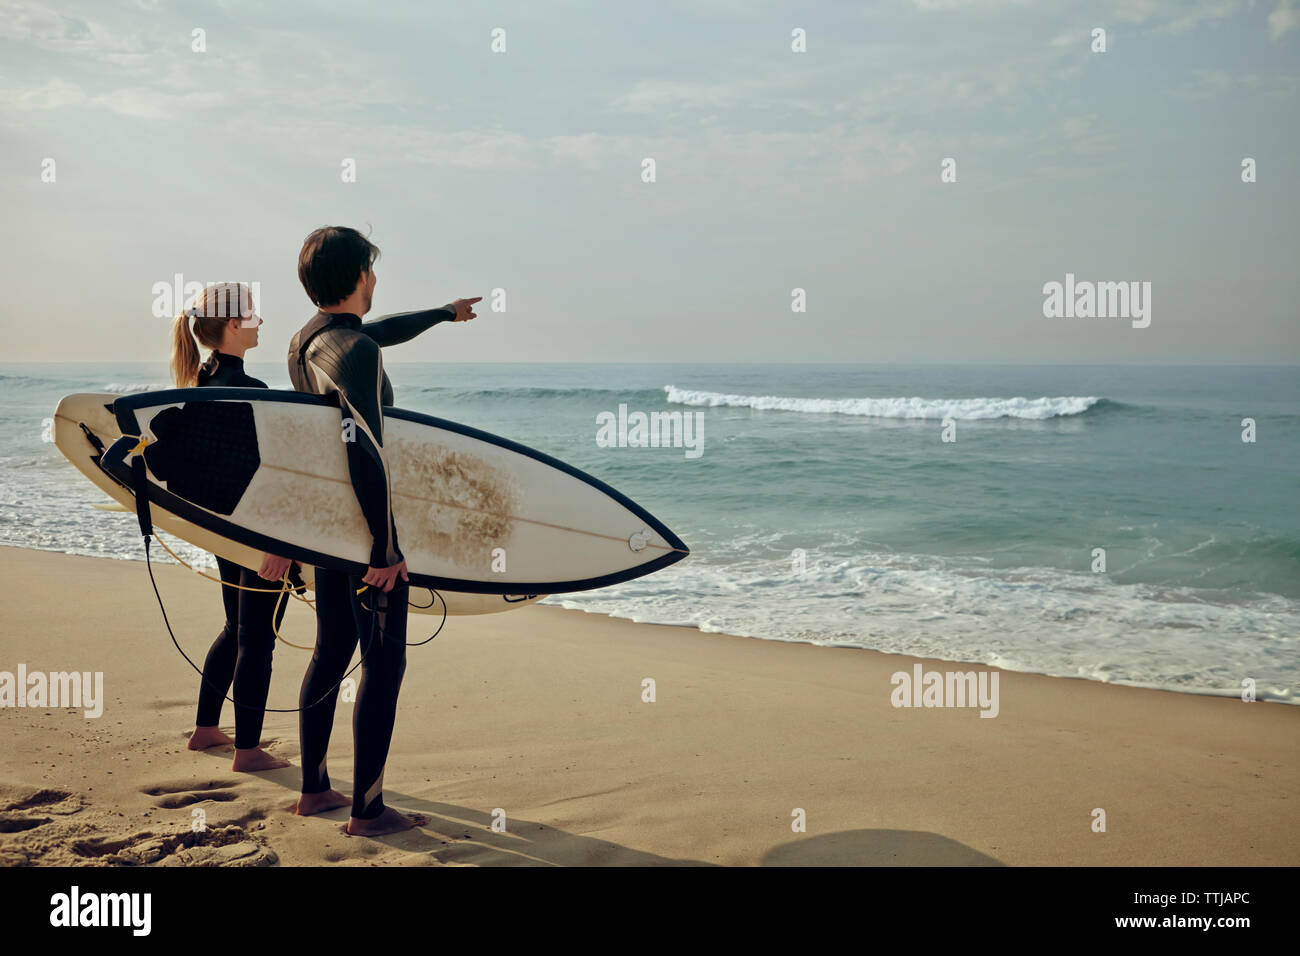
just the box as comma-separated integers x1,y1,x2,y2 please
288,306,456,819
193,351,287,749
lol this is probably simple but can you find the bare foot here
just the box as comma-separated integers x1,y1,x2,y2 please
188,726,234,750
346,807,427,837
296,789,351,816
232,747,292,772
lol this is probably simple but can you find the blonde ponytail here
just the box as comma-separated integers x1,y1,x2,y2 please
171,312,201,387
169,283,254,387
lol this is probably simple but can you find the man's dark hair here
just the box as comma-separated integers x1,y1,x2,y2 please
297,226,381,307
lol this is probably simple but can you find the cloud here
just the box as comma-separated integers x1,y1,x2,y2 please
0,0,143,57
1172,69,1300,99
0,78,88,112
910,0,1254,37
0,79,230,120
1062,115,1094,138
908,0,1032,9
608,73,819,116
1269,0,1300,39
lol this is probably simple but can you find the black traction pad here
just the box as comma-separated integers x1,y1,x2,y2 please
142,402,260,515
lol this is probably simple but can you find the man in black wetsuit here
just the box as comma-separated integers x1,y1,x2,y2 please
288,226,479,836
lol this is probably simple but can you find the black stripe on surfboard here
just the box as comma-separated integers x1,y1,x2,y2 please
101,435,686,595
104,389,689,594
111,387,689,556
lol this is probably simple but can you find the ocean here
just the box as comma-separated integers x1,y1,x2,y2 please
3,361,1297,702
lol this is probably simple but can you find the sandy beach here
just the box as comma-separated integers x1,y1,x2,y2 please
0,544,1295,867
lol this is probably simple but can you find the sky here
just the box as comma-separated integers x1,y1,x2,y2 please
1,0,1297,363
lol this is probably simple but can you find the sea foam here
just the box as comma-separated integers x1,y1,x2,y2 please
664,386,1101,420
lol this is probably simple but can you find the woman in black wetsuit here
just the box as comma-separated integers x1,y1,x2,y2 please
170,282,293,772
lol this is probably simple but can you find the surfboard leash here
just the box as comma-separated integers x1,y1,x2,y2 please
357,586,447,647
128,451,376,714
142,534,380,714
151,531,317,649
84,422,440,713
150,530,449,649
138,521,447,711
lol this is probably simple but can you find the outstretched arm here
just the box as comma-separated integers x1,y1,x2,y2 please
361,306,457,347
361,297,481,347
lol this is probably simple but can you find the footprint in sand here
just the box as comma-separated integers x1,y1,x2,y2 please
141,779,242,809
1,785,83,814
0,785,83,832
0,782,275,867
0,814,51,833
428,844,482,866
72,825,278,867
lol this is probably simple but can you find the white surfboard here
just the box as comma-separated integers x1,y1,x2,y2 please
56,390,688,613
53,393,537,614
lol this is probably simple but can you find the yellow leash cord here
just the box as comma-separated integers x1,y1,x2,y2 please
149,532,436,650
150,531,316,650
